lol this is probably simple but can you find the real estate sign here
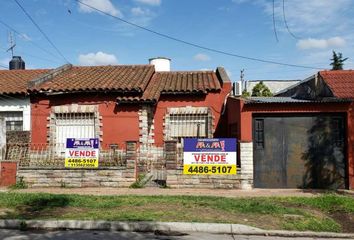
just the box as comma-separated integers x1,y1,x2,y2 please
65,138,99,168
183,138,237,174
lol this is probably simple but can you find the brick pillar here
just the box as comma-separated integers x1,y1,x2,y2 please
0,118,6,160
164,140,177,170
240,141,253,189
0,161,17,187
126,141,137,180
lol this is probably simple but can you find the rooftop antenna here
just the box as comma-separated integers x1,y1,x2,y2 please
7,31,16,57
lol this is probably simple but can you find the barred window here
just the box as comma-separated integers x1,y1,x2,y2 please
332,118,343,147
254,119,264,149
55,112,96,147
169,113,208,139
0,111,23,131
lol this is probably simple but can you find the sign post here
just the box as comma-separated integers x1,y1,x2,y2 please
183,138,237,174
65,138,99,168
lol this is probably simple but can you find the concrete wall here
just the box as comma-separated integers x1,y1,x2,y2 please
0,97,31,131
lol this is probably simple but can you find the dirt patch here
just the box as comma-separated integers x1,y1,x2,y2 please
0,208,15,218
330,212,354,233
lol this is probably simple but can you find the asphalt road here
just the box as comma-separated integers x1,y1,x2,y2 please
0,229,345,240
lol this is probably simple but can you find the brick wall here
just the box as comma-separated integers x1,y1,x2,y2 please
0,161,17,187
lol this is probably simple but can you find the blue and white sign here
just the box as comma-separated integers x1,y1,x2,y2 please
65,138,99,168
183,138,237,174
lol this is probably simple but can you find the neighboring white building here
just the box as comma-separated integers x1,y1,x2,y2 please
0,97,31,131
0,57,49,132
244,80,301,95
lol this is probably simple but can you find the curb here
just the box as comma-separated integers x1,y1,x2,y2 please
1,220,354,238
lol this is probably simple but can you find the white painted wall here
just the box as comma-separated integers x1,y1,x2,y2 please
0,97,31,131
245,80,301,94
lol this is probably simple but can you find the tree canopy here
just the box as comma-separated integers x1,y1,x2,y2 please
251,81,273,97
330,51,348,70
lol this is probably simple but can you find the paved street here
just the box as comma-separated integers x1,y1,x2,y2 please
0,229,345,240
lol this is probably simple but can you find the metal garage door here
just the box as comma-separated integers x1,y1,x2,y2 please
253,114,346,189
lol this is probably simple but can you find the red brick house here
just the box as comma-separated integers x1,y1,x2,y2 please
28,62,231,150
226,70,354,189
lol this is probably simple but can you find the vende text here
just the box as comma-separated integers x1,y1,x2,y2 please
69,150,97,157
194,154,226,162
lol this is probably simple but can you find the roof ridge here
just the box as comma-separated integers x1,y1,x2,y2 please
71,64,153,68
28,64,72,88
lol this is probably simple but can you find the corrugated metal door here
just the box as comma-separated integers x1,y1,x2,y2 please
253,114,346,189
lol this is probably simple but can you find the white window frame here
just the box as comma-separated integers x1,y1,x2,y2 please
165,107,213,141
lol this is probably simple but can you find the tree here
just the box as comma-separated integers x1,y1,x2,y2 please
241,89,250,97
251,81,273,97
330,51,348,70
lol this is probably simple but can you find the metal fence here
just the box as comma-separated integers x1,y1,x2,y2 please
5,143,126,168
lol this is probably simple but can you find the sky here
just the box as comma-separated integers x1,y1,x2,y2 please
0,0,354,82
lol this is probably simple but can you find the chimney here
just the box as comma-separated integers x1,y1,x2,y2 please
9,56,25,70
149,57,171,71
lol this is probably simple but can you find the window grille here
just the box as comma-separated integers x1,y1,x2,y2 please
169,113,209,140
254,119,264,149
55,112,96,148
0,111,23,131
332,118,343,147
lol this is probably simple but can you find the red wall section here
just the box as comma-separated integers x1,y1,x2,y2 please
31,94,139,149
348,103,354,189
0,161,17,187
153,82,231,146
100,104,139,149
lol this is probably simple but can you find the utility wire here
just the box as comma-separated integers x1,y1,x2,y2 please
13,0,69,63
0,19,62,61
75,0,324,70
282,0,300,39
272,0,279,42
0,63,7,69
0,46,61,64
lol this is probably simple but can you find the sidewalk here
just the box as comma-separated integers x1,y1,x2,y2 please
7,187,339,197
1,220,353,239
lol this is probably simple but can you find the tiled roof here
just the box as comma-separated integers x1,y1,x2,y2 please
1,64,227,103
29,65,155,93
0,69,49,95
118,70,223,103
320,70,354,99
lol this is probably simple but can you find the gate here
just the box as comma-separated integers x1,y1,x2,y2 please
253,114,347,189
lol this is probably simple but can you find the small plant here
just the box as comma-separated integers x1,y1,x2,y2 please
129,174,146,188
60,180,66,188
9,177,27,190
19,220,27,231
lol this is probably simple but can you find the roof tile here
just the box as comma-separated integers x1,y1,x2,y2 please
0,69,49,94
320,70,354,99
30,65,155,93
